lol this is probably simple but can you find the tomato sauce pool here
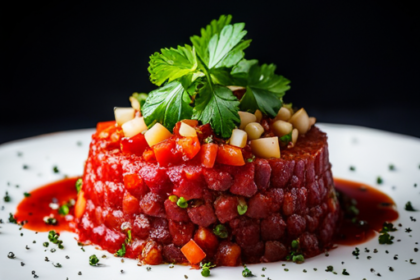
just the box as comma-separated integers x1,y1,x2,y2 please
15,177,79,232
14,177,399,246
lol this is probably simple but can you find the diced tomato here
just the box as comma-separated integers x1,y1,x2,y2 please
216,145,245,166
123,173,149,199
122,192,140,215
177,136,201,160
120,132,149,156
75,190,86,219
193,227,219,258
96,121,116,132
141,241,163,265
173,120,199,135
142,148,156,163
153,138,183,166
200,143,218,168
180,239,206,265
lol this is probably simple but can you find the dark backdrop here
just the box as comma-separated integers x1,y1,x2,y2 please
2,0,419,144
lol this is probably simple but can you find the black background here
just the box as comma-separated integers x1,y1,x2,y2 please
2,0,419,144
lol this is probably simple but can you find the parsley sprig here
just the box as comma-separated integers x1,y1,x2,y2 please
142,15,290,138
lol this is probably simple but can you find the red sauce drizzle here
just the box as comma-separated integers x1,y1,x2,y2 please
15,177,78,233
334,178,399,245
14,177,399,247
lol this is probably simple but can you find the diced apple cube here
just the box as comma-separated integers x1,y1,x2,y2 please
229,129,247,148
145,123,173,147
238,111,257,129
122,117,147,137
179,122,197,137
250,137,280,159
114,107,135,126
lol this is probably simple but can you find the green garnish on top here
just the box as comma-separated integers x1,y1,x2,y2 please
142,15,290,138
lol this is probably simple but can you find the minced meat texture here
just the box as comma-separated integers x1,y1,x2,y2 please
77,125,340,265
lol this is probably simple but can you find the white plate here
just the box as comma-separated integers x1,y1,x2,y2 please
0,124,419,280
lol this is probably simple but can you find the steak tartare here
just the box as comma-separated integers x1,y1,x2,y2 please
76,121,339,265
74,14,341,267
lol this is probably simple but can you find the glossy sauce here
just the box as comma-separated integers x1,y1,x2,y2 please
334,178,399,245
14,177,399,246
15,177,78,232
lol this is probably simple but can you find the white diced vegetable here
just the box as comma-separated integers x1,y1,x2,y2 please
275,107,291,121
238,111,257,129
179,122,197,137
144,123,173,147
272,120,293,137
121,117,147,137
129,96,141,111
250,137,280,159
254,110,263,123
292,128,299,145
308,117,316,130
288,108,310,135
245,122,264,140
114,107,135,126
230,129,247,148
227,86,245,92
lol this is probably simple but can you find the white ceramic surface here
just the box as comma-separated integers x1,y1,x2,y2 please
0,124,419,280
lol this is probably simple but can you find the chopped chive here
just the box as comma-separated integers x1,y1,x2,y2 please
177,197,188,208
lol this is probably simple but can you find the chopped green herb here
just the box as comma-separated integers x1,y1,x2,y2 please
213,224,228,238
406,228,412,233
177,197,188,208
53,166,59,173
377,176,383,184
389,267,394,272
48,230,64,249
8,213,17,224
169,195,178,203
242,266,254,277
389,164,395,171
325,265,334,272
126,230,132,244
291,239,299,249
247,155,255,163
410,259,417,264
405,201,417,211
237,198,247,215
381,222,397,232
7,252,15,259
379,232,394,244
58,205,69,216
349,166,356,171
115,243,126,257
352,247,360,258
279,132,292,145
89,255,99,266
52,263,62,268
24,192,31,197
292,254,305,263
43,242,49,247
204,135,213,144
4,192,11,202
44,216,57,225
75,178,83,194
200,262,216,277
141,15,290,138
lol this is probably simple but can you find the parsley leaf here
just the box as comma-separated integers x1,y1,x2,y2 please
190,15,233,67
192,83,240,138
148,45,198,86
141,80,193,131
236,62,290,117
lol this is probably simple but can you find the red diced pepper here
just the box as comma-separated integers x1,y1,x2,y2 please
216,144,245,166
142,148,156,163
121,132,149,156
181,239,206,265
200,143,218,168
153,138,182,166
96,121,116,132
177,136,201,160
